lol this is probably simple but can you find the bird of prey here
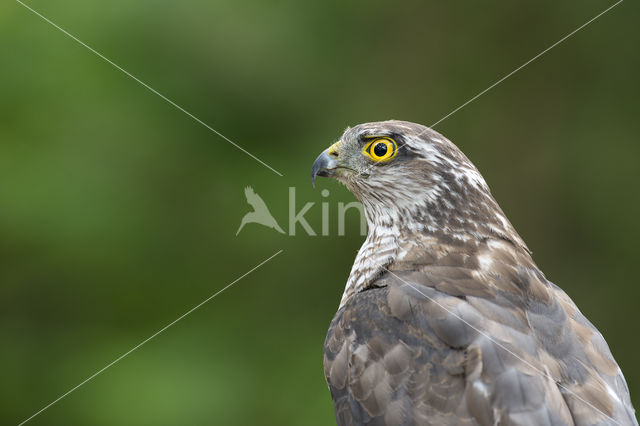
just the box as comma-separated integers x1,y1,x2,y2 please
311,121,636,426
236,186,284,235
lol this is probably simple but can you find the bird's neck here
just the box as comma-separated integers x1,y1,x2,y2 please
341,224,399,307
341,193,530,308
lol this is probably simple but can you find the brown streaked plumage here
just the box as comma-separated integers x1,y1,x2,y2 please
312,121,637,425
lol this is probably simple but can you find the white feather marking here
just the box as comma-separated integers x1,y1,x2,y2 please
606,383,623,405
478,254,494,271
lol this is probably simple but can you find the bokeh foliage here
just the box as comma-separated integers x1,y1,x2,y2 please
1,0,639,424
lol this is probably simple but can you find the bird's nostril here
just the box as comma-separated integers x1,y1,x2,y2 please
327,141,341,158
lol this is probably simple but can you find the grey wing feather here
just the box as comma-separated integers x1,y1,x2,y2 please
324,266,637,426
325,286,475,426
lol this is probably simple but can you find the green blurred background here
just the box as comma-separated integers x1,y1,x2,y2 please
1,0,639,424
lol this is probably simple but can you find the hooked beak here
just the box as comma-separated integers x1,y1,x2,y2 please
311,149,338,187
311,142,340,187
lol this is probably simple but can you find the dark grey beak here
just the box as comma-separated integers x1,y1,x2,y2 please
311,149,338,187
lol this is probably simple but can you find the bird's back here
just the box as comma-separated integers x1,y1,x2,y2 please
323,238,636,426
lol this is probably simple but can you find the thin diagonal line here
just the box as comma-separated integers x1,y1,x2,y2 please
15,0,284,177
383,267,624,426
355,0,623,180
429,0,623,128
18,249,284,426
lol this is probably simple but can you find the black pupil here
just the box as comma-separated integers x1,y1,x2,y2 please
373,142,388,157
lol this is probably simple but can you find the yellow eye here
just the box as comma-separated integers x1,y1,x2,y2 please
363,138,397,162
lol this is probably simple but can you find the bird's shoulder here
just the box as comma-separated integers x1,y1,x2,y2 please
324,238,637,425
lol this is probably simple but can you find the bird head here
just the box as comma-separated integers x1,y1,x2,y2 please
312,120,528,251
